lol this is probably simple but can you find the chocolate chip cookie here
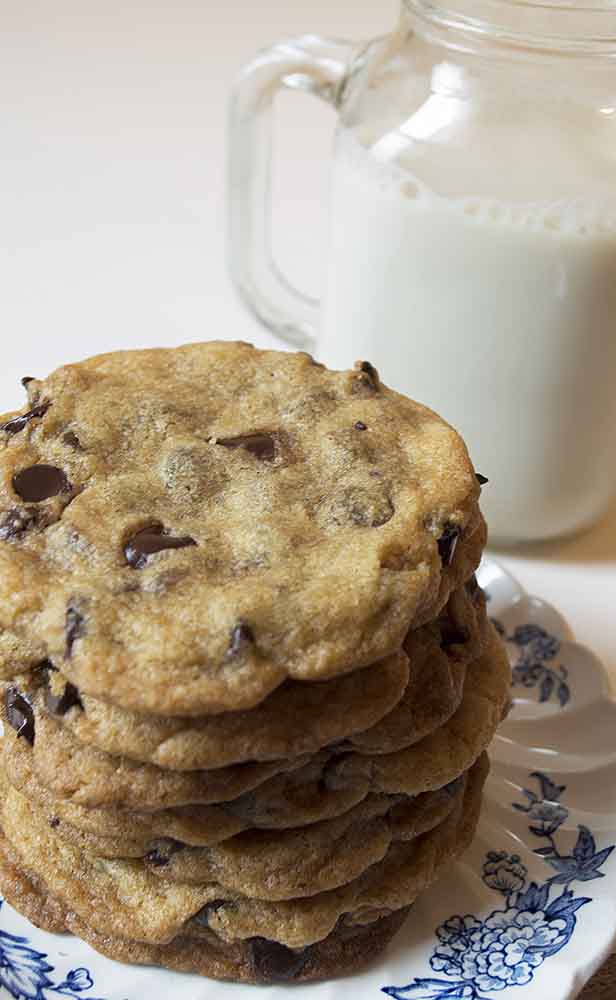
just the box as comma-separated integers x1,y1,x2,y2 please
0,755,487,949
0,343,483,715
40,581,486,771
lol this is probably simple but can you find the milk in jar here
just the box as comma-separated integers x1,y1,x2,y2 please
321,108,616,543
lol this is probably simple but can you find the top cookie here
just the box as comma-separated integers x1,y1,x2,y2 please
0,343,482,715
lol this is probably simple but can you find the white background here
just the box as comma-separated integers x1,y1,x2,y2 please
1,0,615,684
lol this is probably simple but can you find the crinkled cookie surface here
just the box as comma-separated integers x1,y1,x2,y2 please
0,342,481,714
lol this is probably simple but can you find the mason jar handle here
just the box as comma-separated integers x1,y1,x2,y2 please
228,35,355,353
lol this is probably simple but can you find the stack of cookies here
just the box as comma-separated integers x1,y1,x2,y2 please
0,343,510,984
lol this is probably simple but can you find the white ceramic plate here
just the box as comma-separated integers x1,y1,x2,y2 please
0,558,614,1000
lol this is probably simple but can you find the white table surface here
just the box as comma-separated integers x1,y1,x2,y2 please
2,0,615,690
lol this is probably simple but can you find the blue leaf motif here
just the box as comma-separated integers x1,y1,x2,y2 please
530,772,566,803
382,979,477,999
545,855,578,878
0,931,54,999
530,635,561,661
55,967,103,996
65,968,94,991
545,890,592,920
515,881,550,913
582,846,615,872
574,827,596,864
512,624,548,646
574,870,607,883
558,682,570,707
540,674,555,703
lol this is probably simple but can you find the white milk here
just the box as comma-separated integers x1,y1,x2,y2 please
321,129,616,543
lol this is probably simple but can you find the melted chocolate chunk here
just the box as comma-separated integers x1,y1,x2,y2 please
326,738,354,755
45,680,83,717
438,524,461,567
65,604,86,659
354,421,368,431
476,473,489,486
352,361,380,394
228,623,255,657
249,937,310,983
49,817,60,829
124,524,197,570
63,431,83,450
12,465,70,503
1,402,50,437
217,433,276,462
194,900,226,926
351,495,394,528
442,775,464,799
5,688,35,745
33,659,57,680
440,623,470,650
144,850,169,867
0,507,38,541
21,376,35,388
145,841,182,867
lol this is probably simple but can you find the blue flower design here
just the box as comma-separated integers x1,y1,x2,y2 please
62,968,94,991
382,771,614,1000
0,906,108,1000
482,853,527,895
492,620,571,708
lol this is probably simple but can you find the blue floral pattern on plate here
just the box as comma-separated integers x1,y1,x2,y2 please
0,913,107,1000
491,621,570,708
382,773,614,999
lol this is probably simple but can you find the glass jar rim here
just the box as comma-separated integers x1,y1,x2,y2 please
405,0,616,55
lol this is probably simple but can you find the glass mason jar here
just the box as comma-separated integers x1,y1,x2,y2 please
229,1,616,545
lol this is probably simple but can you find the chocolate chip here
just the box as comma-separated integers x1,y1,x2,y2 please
45,681,83,717
145,841,182,867
0,507,38,541
352,361,380,394
344,484,395,529
228,623,255,657
1,402,50,437
65,604,86,659
217,433,276,462
145,850,169,867
354,421,368,431
5,688,35,745
33,659,57,680
49,817,60,829
351,495,394,528
63,431,83,450
124,524,197,570
21,377,35,389
440,623,470,650
438,524,461,567
249,937,310,983
12,465,70,503
194,900,226,926
442,775,464,799
476,473,489,486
